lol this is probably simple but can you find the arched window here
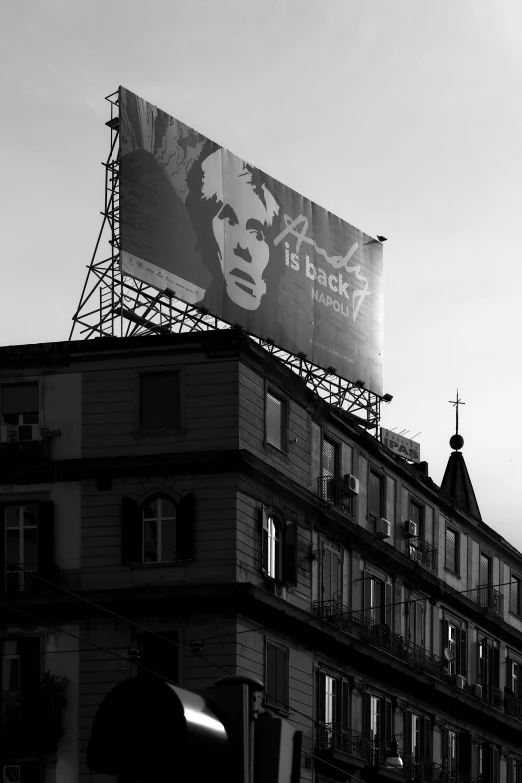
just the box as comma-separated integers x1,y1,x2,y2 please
142,495,177,563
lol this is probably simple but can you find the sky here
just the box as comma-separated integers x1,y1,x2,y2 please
1,1,521,546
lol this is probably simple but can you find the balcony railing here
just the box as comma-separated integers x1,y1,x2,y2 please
315,724,370,762
313,476,356,516
313,600,445,679
476,585,504,617
403,537,438,571
401,753,446,782
4,562,38,593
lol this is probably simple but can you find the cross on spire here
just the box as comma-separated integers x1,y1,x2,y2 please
449,389,465,436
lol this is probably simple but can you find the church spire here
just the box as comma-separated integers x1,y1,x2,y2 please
440,390,482,521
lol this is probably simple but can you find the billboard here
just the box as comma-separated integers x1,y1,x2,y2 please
380,427,421,463
119,87,384,393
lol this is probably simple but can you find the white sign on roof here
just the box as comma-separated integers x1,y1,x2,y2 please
380,427,421,463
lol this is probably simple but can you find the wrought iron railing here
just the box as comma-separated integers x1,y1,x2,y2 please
313,600,445,679
315,723,370,762
4,562,38,593
503,691,522,719
401,753,445,782
476,585,504,617
403,537,438,571
313,476,356,516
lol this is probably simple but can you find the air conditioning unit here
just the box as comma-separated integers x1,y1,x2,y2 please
343,474,360,495
403,519,418,538
376,517,391,539
16,423,41,442
456,675,466,690
472,684,483,699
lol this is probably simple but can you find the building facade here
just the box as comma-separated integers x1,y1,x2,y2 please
0,329,521,783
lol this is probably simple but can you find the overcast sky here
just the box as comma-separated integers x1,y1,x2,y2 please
1,0,521,548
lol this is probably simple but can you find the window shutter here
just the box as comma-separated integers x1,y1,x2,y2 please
121,496,142,563
506,656,513,692
423,716,432,761
457,733,472,777
1,383,39,414
19,637,41,721
385,582,393,629
482,742,491,781
37,500,55,580
405,711,412,754
492,744,500,783
322,547,332,602
416,601,424,647
177,493,195,561
0,505,5,592
316,669,326,746
491,644,500,688
458,627,467,677
442,619,449,657
364,570,372,618
341,679,350,734
363,693,371,738
507,756,513,783
261,507,269,573
385,699,393,744
284,522,298,585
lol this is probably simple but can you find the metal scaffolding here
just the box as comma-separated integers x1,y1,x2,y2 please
70,89,387,436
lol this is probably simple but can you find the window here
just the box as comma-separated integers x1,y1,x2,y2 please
139,371,180,431
480,741,500,783
506,655,522,697
478,635,500,690
445,526,459,574
1,638,40,723
5,506,37,589
266,642,288,710
321,436,339,502
263,512,282,580
411,713,421,758
364,570,392,628
408,598,425,648
266,390,286,451
260,509,297,585
405,712,432,763
510,573,522,617
443,618,467,677
142,496,176,563
316,669,350,750
479,551,492,586
321,544,341,606
136,630,178,685
409,497,424,538
0,383,39,438
447,730,457,774
368,469,384,519
122,494,194,564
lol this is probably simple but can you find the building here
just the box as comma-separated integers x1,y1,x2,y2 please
1,328,522,783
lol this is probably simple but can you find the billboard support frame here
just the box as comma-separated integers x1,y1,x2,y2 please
70,89,385,436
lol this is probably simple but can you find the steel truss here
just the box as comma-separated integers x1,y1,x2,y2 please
70,90,386,436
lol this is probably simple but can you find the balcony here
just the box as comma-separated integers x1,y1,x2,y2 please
313,476,356,516
315,723,370,764
403,537,438,571
313,600,445,680
475,585,504,618
0,438,51,472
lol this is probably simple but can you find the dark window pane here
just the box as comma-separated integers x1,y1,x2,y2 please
160,497,176,518
5,507,19,528
446,528,457,572
511,577,521,615
1,383,39,415
23,528,37,565
266,392,284,450
161,519,176,562
143,519,157,562
266,644,287,708
23,506,37,527
143,497,159,519
322,438,337,479
480,553,492,585
139,372,180,431
6,529,19,564
369,471,383,517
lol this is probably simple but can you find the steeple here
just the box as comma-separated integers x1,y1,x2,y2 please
440,391,482,522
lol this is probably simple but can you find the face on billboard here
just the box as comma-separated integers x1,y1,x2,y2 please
119,86,384,394
201,151,279,310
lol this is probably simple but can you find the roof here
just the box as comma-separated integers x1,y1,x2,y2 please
440,450,482,522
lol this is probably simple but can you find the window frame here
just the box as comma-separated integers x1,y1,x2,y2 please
134,367,185,435
262,508,284,581
367,466,385,521
264,386,288,454
264,639,289,713
445,525,460,576
142,494,177,564
409,495,425,538
510,571,522,618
